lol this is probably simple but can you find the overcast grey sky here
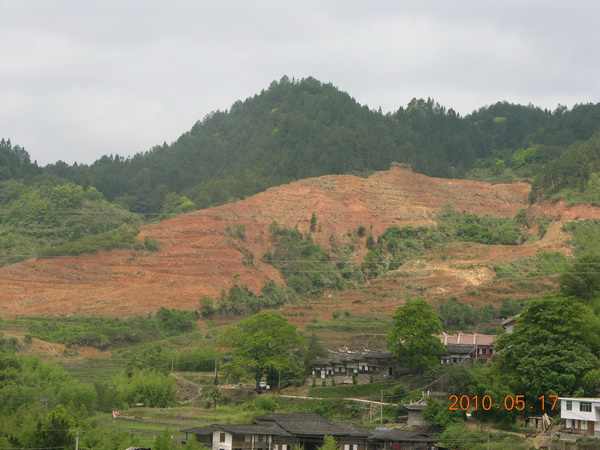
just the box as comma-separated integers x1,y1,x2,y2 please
1,0,599,166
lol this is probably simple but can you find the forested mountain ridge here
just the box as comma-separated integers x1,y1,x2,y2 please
37,76,600,214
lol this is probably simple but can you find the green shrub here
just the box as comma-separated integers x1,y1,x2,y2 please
175,348,222,372
109,369,177,408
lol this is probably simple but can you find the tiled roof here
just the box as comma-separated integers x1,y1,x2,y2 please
438,333,496,346
312,350,394,365
182,414,440,444
501,314,520,326
181,423,291,437
402,402,428,411
181,426,220,435
257,413,369,437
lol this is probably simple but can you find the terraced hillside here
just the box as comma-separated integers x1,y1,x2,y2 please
1,166,599,319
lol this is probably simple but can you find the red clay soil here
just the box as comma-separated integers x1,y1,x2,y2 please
1,167,600,319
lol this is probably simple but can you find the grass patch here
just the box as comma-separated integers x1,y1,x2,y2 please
563,219,600,256
493,251,568,279
309,380,398,399
60,359,126,383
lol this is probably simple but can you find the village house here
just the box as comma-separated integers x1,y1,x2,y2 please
181,413,439,450
437,333,496,366
311,350,402,382
501,315,520,334
558,397,600,438
311,334,497,382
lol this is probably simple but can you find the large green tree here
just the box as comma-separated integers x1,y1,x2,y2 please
219,313,305,391
386,298,445,371
495,295,600,398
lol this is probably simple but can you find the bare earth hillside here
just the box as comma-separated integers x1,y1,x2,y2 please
2,166,600,319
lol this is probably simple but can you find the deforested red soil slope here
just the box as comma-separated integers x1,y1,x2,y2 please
1,166,599,318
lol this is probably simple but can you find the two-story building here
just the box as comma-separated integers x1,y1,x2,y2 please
558,397,600,438
311,350,402,382
438,333,495,365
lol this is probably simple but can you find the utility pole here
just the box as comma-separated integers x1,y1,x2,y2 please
70,429,81,450
380,390,383,424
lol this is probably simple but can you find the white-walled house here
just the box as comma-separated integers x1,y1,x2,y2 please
558,397,600,437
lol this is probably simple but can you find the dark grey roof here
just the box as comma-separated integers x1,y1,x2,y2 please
370,428,440,443
181,426,220,435
257,413,369,437
312,350,395,366
182,423,291,437
312,357,332,365
220,424,291,437
402,402,428,411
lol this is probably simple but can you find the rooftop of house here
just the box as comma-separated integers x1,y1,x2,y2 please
311,350,394,365
437,333,496,346
181,423,292,437
401,401,428,411
257,413,369,437
182,413,439,444
501,314,521,327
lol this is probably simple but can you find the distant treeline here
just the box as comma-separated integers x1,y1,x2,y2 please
21,76,600,214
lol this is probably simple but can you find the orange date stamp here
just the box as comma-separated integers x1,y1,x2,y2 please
448,394,559,411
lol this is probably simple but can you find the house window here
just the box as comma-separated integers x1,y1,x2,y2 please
480,348,487,354
257,435,264,442
220,433,226,443
566,401,572,411
580,402,592,412
244,435,251,442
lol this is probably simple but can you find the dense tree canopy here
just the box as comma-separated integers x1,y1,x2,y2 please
495,295,600,398
386,298,445,371
219,313,305,391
